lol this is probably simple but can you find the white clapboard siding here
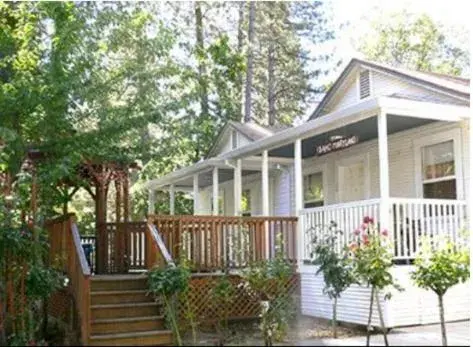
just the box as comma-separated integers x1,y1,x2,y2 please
301,265,470,328
301,265,386,327
324,70,466,115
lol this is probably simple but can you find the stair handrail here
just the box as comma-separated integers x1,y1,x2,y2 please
47,214,91,345
146,222,175,268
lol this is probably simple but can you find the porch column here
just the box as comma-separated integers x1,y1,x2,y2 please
378,111,390,232
262,150,270,259
169,184,175,215
212,167,219,215
148,189,156,215
262,151,269,216
294,139,303,268
193,174,199,215
234,159,242,216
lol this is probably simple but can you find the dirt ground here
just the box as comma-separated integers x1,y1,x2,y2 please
183,315,364,346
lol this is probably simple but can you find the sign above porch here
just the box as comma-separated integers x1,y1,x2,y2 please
316,135,359,156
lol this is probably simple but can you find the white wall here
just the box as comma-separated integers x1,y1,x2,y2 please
214,130,253,157
325,70,466,116
300,264,470,328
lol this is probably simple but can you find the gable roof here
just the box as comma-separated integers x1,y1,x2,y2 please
309,58,470,120
206,121,289,158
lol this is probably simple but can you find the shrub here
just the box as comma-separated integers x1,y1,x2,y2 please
411,236,469,346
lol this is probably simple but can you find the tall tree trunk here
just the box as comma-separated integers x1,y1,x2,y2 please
438,294,447,346
244,1,256,123
195,2,208,117
236,1,245,121
366,286,375,346
375,289,389,346
267,39,276,126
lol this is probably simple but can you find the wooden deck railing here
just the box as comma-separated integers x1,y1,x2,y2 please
148,215,298,272
145,222,175,269
47,214,91,345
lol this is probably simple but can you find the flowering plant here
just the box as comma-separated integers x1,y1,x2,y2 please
347,217,400,346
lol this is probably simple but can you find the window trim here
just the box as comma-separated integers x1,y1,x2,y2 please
302,163,327,208
413,128,463,199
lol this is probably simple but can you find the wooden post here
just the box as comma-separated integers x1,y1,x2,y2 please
378,111,390,233
294,139,303,268
169,184,175,215
123,174,129,223
194,174,200,215
262,151,270,258
96,182,107,274
212,167,219,216
234,159,242,216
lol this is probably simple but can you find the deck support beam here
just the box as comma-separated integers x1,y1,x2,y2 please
193,174,199,215
169,184,175,215
294,139,303,268
234,159,242,216
212,167,219,215
378,111,390,233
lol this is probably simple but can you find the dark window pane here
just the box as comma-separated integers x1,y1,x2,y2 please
304,201,324,209
423,179,456,199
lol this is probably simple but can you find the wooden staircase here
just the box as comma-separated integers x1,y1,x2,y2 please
88,274,172,346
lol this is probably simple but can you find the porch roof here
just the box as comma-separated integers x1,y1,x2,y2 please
146,96,469,190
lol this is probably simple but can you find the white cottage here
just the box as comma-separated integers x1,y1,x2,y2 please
147,58,471,327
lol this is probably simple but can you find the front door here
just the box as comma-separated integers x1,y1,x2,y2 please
338,161,366,202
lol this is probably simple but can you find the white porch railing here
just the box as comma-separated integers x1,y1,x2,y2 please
389,198,468,260
300,198,468,262
300,199,381,260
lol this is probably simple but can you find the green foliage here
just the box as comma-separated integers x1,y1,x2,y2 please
25,265,63,301
358,10,469,76
311,222,357,300
211,275,236,345
148,264,190,298
243,257,294,345
411,237,470,297
147,264,190,346
348,218,399,294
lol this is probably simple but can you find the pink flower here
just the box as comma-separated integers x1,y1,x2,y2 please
353,228,361,236
363,216,374,224
362,234,369,242
363,239,370,246
381,229,388,237
349,243,358,251
361,223,368,230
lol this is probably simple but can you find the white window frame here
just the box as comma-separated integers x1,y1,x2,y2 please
302,163,327,208
357,68,373,101
336,153,371,202
413,127,463,199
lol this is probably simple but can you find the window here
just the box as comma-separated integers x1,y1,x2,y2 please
421,140,456,199
241,189,251,216
231,130,238,149
303,172,324,208
359,69,371,99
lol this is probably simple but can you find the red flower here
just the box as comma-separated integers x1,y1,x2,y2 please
361,223,368,230
363,216,374,224
381,229,388,237
362,234,369,242
363,239,370,246
353,228,361,236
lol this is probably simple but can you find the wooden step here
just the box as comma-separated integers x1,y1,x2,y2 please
91,275,148,292
89,330,173,346
91,315,165,335
91,290,154,305
91,302,160,320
